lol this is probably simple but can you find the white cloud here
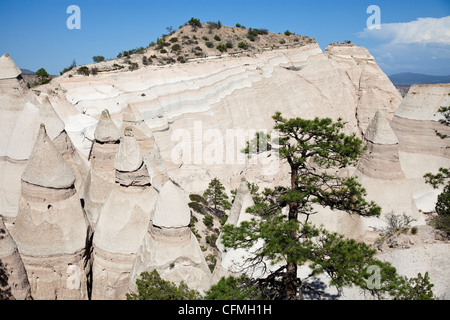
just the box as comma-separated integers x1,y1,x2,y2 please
359,16,450,45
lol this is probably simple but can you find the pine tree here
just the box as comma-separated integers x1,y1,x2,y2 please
203,178,231,217
220,112,434,300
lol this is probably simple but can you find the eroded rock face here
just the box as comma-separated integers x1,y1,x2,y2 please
91,132,157,300
357,110,405,180
213,177,257,282
324,45,402,135
0,53,26,91
0,97,88,226
11,125,91,300
0,217,32,300
121,104,168,191
129,180,211,294
390,84,450,158
84,110,121,227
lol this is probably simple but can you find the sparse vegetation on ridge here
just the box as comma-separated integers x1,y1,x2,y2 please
58,17,316,76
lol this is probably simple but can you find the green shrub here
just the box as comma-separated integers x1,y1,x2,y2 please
248,35,256,42
169,37,178,43
128,62,138,71
225,42,233,48
160,49,168,54
189,194,208,205
206,254,217,272
216,43,227,53
204,275,263,300
219,215,228,226
284,30,292,36
205,41,214,48
238,42,248,50
90,67,98,75
214,35,221,41
112,63,124,70
279,39,286,44
206,233,218,248
126,270,201,300
77,66,90,76
35,68,51,84
188,17,202,30
92,55,105,63
203,215,214,228
171,44,181,52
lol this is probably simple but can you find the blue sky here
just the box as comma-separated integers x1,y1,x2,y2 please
1,0,449,76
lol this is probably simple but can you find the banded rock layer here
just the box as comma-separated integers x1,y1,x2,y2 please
91,131,158,300
11,125,91,300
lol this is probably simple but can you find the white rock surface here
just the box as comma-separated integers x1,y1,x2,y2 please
12,125,91,299
0,53,22,80
0,216,32,300
152,180,190,228
129,180,211,293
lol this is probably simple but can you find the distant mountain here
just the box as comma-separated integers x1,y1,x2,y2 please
20,68,35,75
389,72,450,86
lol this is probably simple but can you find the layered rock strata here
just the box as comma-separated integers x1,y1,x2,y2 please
0,216,32,300
390,84,450,158
357,110,405,180
83,109,121,227
0,97,88,226
324,45,402,135
129,180,211,293
91,129,158,300
11,124,91,300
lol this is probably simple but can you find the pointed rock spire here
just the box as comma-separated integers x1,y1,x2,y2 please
152,180,190,228
21,124,75,189
38,96,65,140
115,128,143,172
0,53,22,80
122,104,154,139
123,104,143,123
6,102,40,160
0,217,32,300
365,110,398,145
94,109,121,143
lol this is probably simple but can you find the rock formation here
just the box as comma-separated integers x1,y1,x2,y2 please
121,104,168,191
324,44,402,135
91,129,158,300
129,180,211,294
213,177,259,282
83,109,121,227
0,97,88,227
11,124,91,300
1,28,449,299
390,84,450,158
357,109,405,180
0,216,32,300
0,53,26,91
